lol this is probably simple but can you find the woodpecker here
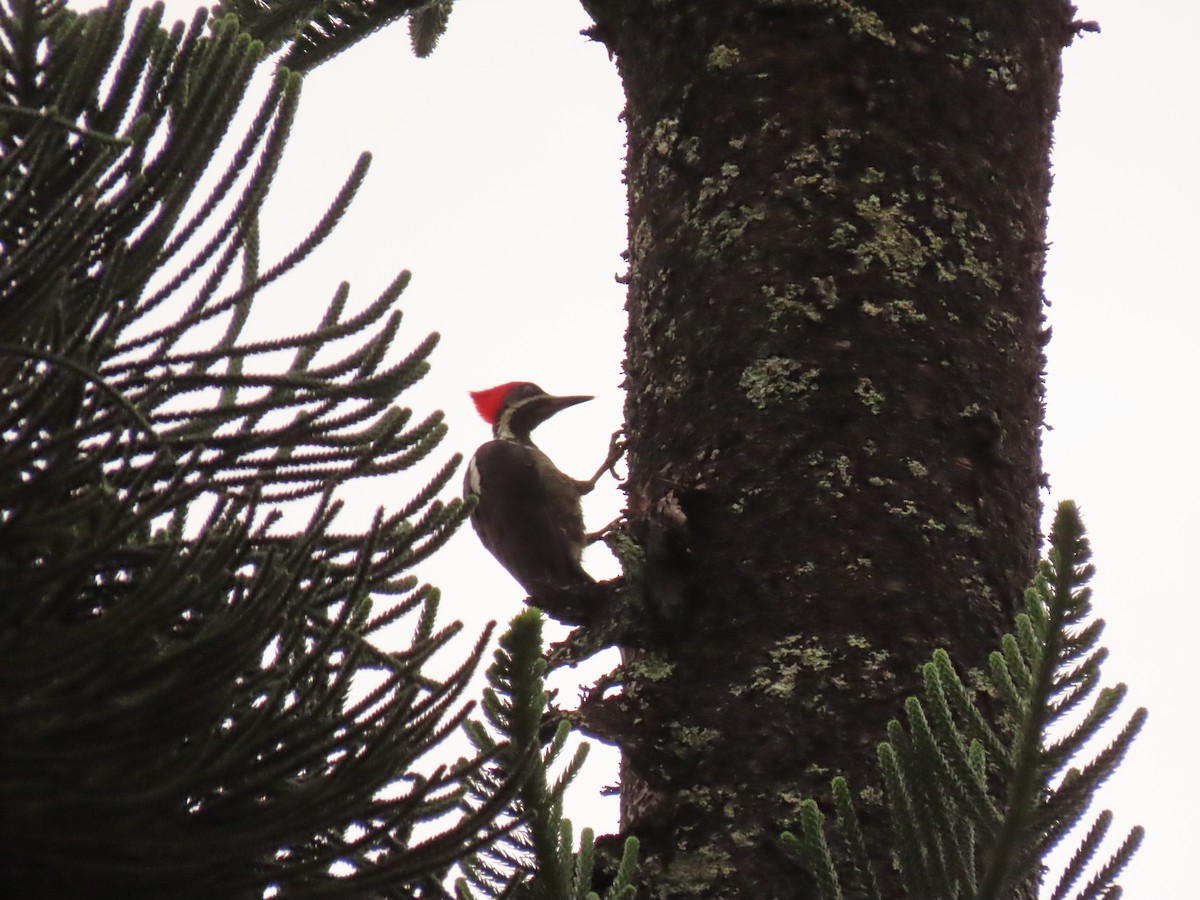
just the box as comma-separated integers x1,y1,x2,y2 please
464,382,600,599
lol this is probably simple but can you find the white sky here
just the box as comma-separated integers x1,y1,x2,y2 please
79,0,1200,893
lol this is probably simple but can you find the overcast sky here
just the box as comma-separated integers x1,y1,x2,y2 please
88,0,1200,893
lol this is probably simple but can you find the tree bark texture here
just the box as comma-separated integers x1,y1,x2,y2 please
579,1,1080,897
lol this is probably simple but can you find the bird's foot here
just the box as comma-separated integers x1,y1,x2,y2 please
580,428,627,493
586,515,625,545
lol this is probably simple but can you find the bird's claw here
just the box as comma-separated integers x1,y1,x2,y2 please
581,428,628,492
603,428,628,478
586,515,625,545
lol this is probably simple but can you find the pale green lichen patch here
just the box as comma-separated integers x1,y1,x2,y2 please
631,216,653,258
779,790,809,814
855,377,885,414
843,194,945,288
816,0,896,46
943,18,1023,92
740,357,819,410
650,117,680,156
866,652,891,676
730,829,756,849
827,163,1003,297
954,501,986,538
679,135,701,165
606,528,645,579
683,157,768,254
788,142,1001,301
741,633,898,715
929,189,1001,291
629,653,675,682
905,458,929,478
986,63,1020,92
957,519,986,539
859,785,885,806
672,724,721,748
696,161,741,204
766,276,841,325
766,284,823,325
845,636,892,676
807,451,853,497
797,646,833,671
886,498,946,534
960,402,983,418
786,128,852,200
702,204,767,253
742,635,841,700
707,43,741,70
861,297,927,324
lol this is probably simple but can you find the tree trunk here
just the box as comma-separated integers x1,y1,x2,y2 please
579,1,1078,896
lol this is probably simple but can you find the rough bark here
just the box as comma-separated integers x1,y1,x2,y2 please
576,1,1080,897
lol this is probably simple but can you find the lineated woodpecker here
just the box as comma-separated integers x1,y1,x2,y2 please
465,382,612,600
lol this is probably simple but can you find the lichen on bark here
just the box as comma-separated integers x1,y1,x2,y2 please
577,1,1078,896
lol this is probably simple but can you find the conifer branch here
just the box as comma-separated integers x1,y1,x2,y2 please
0,1,514,893
786,502,1145,899
214,0,448,72
453,611,639,899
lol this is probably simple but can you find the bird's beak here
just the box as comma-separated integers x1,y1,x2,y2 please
519,392,593,432
542,394,593,418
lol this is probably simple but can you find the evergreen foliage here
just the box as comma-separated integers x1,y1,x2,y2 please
453,610,639,900
214,0,457,71
785,501,1145,899
1,0,512,894
408,0,454,58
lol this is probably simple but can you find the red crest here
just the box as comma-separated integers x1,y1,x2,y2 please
470,382,526,424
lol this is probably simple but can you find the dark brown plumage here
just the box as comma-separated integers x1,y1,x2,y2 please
465,382,595,598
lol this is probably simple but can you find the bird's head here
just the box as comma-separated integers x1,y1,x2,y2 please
470,382,592,441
